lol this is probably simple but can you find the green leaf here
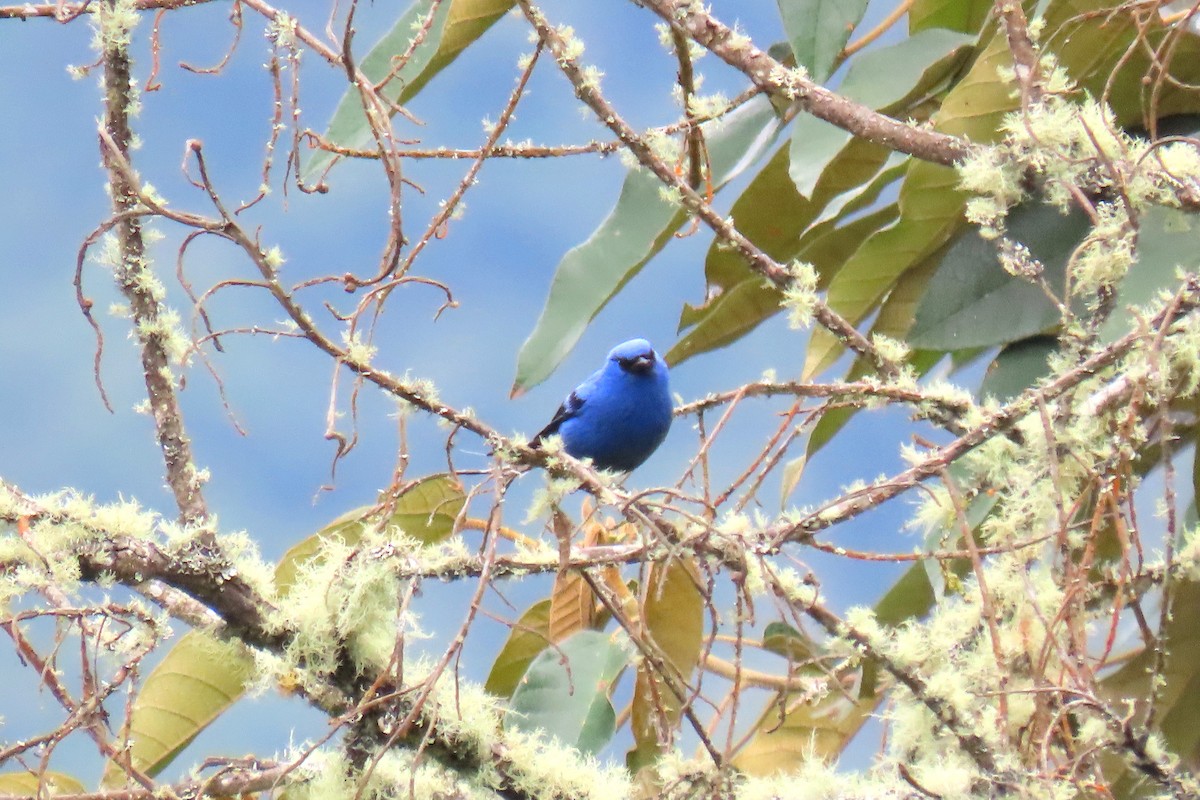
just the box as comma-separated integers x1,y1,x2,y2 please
734,531,976,775
669,281,782,366
806,13,1200,380
803,244,944,457
383,473,468,544
700,134,894,297
908,0,991,33
803,22,1021,378
1192,444,1200,534
872,563,937,628
810,150,906,227
486,599,553,698
761,621,815,662
798,159,961,379
779,454,808,508
804,0,1192,377
0,772,86,795
979,336,1058,402
304,0,514,180
670,205,897,366
1099,207,1200,344
512,96,784,395
505,630,628,754
1061,4,1200,126
1102,580,1200,796
913,205,1199,357
668,148,898,368
103,633,254,783
802,242,943,460
789,28,974,198
275,473,466,594
734,482,993,773
908,203,1090,350
775,0,869,82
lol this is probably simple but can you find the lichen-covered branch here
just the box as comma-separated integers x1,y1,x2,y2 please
98,0,209,529
632,0,970,166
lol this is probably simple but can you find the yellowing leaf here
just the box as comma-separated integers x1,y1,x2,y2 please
103,633,253,784
627,557,704,773
733,687,875,775
0,772,86,796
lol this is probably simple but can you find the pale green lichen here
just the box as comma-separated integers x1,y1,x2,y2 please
644,127,682,167
780,261,819,329
340,329,378,367
91,0,139,55
271,531,412,679
266,11,298,48
263,245,286,270
523,471,583,523
657,184,685,207
554,25,585,63
871,333,910,365
578,65,604,91
136,306,192,366
686,92,729,119
1069,202,1135,296
767,565,818,607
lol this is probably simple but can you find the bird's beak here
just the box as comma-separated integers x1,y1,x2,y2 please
629,353,654,373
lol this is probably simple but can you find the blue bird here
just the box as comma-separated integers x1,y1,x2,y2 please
531,339,672,472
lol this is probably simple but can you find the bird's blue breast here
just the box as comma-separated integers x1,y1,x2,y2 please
558,369,671,472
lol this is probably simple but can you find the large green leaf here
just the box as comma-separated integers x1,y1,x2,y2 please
505,630,628,754
803,169,962,379
979,336,1058,402
908,0,992,33
761,621,816,662
1102,581,1200,797
917,204,1199,386
668,137,897,366
803,249,944,459
512,96,784,395
732,684,876,775
670,204,898,366
1059,5,1200,126
775,0,869,83
485,599,553,699
908,203,1091,350
1099,207,1200,344
805,0,1200,379
789,28,974,198
803,24,1019,378
104,634,253,784
304,0,514,180
811,150,906,227
106,475,466,781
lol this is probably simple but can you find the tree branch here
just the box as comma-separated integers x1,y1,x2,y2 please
632,0,970,166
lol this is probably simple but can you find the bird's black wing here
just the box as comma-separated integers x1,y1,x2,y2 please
531,389,585,446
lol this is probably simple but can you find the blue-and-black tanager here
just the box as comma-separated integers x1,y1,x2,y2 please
531,338,672,472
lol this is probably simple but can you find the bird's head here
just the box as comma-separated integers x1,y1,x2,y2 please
608,338,660,376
